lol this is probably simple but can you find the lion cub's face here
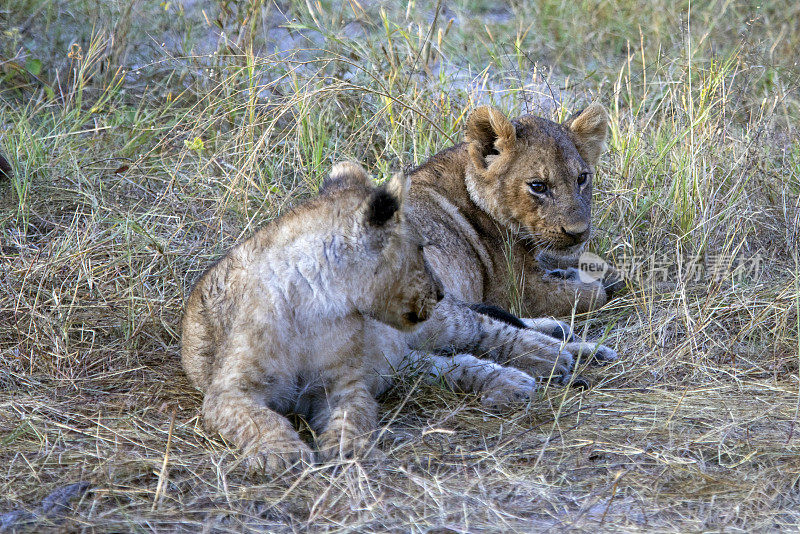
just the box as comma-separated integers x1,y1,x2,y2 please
463,104,609,258
323,163,444,331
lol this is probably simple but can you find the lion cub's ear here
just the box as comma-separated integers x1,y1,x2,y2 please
365,172,407,227
465,106,516,169
321,161,371,193
566,103,609,167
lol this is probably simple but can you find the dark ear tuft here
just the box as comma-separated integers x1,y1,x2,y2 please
366,187,400,227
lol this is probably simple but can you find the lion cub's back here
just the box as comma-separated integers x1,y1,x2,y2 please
180,196,353,391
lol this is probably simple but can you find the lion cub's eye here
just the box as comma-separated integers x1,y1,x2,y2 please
577,172,592,186
527,181,548,195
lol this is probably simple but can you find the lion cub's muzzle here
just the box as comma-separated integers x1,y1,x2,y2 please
540,222,591,256
403,270,444,326
560,224,590,246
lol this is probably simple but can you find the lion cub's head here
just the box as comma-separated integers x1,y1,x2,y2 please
463,104,609,259
322,162,444,331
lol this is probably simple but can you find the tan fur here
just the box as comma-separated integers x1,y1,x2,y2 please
181,162,443,472
408,104,613,317
379,105,620,401
182,106,621,469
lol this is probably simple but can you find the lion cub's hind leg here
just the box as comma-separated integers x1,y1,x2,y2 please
520,317,576,342
427,353,537,411
469,302,618,366
519,318,617,364
203,346,313,474
470,303,581,347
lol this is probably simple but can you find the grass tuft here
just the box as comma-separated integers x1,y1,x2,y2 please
1,0,799,530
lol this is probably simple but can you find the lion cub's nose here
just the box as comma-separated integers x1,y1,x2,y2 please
561,224,589,244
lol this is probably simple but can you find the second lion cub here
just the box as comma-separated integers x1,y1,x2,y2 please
181,162,443,472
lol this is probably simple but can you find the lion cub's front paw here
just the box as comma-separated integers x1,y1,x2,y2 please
601,264,627,298
565,340,618,365
544,267,581,282
244,440,314,475
480,367,537,411
517,344,575,381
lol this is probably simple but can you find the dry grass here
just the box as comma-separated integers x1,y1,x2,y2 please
1,0,800,531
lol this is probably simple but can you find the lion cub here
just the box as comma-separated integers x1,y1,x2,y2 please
181,162,443,472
